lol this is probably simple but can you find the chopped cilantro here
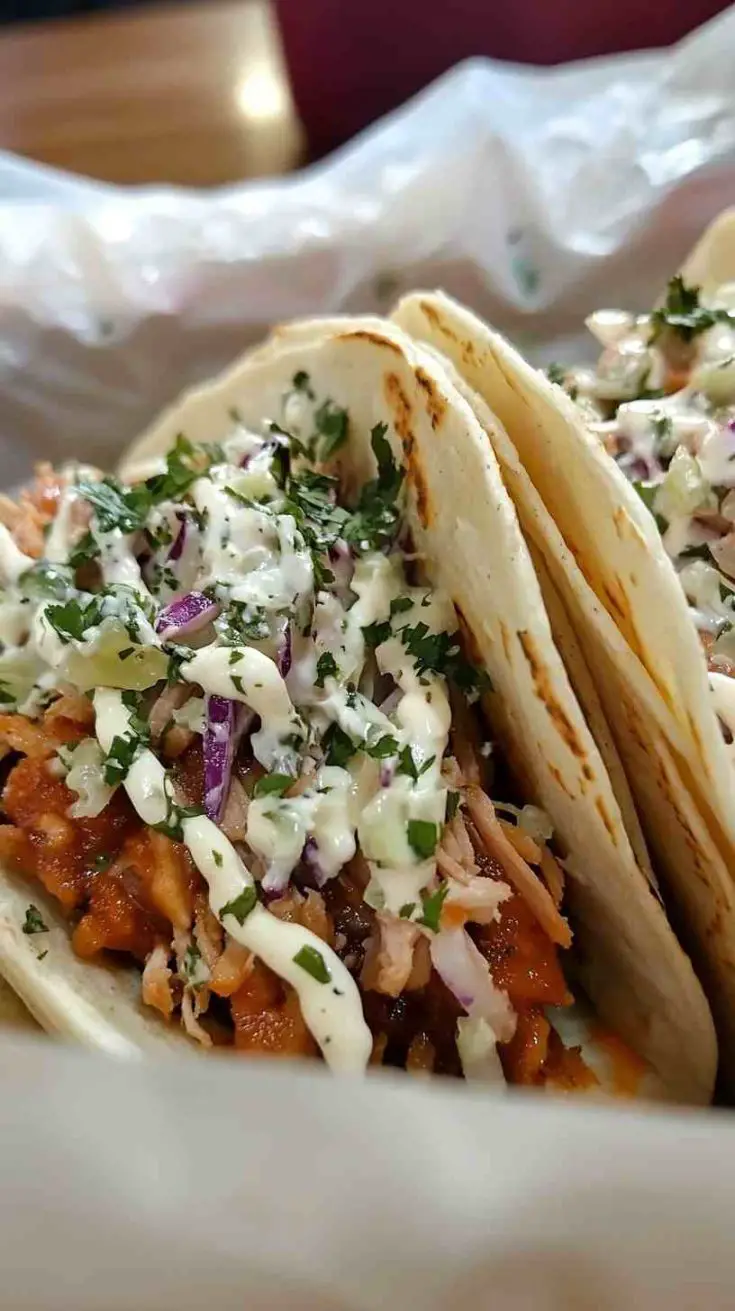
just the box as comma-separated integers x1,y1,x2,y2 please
220,885,258,925
389,596,413,618
652,413,673,446
342,423,403,553
45,595,102,643
152,788,203,843
365,734,399,760
419,881,449,932
446,791,460,820
144,434,221,505
293,943,331,984
212,849,223,868
253,773,293,799
77,477,151,535
220,602,270,645
182,943,204,986
165,651,187,687
399,902,416,919
19,561,73,601
397,745,419,780
407,818,439,860
546,362,567,386
362,620,391,649
67,530,98,572
399,622,491,695
315,652,339,688
322,722,356,767
92,853,112,873
292,370,315,398
649,275,735,343
22,904,47,936
103,734,140,786
314,398,349,461
117,647,134,662
231,674,245,696
0,685,16,706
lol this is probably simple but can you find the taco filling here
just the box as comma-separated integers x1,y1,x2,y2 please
0,399,635,1089
551,276,735,731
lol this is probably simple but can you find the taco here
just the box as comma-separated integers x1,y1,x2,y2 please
391,271,735,1084
0,317,714,1100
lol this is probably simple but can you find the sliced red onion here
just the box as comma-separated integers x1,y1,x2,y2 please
203,694,236,823
241,433,287,470
302,836,327,887
168,514,187,562
430,927,516,1043
379,761,395,787
156,591,220,643
276,623,292,677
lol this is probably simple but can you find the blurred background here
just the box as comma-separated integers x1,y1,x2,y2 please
0,0,730,186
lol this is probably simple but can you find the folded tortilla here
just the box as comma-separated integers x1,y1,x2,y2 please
391,285,735,1087
0,315,715,1101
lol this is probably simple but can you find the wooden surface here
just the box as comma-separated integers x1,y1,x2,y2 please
0,0,305,187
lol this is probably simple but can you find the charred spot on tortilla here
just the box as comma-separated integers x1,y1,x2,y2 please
499,619,512,662
414,367,446,430
517,630,586,760
595,796,618,845
419,299,455,339
548,762,575,798
383,371,431,526
339,329,403,356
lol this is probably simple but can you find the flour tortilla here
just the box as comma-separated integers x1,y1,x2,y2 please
119,315,715,1102
391,290,735,1085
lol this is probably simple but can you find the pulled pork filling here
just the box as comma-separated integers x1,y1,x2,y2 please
0,393,596,1086
551,276,735,735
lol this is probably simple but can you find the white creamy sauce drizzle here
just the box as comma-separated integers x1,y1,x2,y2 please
93,688,371,1071
0,419,478,1071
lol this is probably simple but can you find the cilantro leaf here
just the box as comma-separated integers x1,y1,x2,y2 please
446,791,460,821
342,423,404,553
314,399,349,461
419,881,449,932
220,886,258,925
364,734,399,760
315,652,339,688
293,944,331,984
103,734,140,787
322,722,356,767
22,904,47,936
292,370,315,399
649,276,735,344
19,561,73,601
145,434,220,505
68,531,98,571
77,477,151,535
407,819,439,860
253,773,293,799
45,595,103,643
362,620,391,649
389,596,413,618
397,745,419,780
399,622,491,695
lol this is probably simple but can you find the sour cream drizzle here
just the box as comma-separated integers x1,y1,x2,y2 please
93,687,372,1071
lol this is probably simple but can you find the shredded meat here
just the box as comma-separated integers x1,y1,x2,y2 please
465,787,572,948
361,914,421,998
141,944,175,1019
